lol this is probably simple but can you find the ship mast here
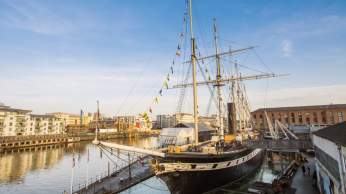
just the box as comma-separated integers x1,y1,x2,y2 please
188,0,199,144
212,18,224,141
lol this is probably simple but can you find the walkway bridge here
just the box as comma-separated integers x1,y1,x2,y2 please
245,139,312,151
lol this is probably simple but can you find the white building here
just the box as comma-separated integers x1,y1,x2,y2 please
28,114,65,135
0,104,31,136
313,121,346,194
0,104,65,136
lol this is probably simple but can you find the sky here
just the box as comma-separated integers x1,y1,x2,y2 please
0,0,345,116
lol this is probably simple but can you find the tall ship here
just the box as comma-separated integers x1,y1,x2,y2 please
93,0,284,193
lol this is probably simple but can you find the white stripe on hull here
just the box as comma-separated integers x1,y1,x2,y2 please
156,148,262,175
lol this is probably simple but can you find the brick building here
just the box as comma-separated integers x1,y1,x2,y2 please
251,104,346,129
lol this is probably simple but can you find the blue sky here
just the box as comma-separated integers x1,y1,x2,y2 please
0,0,345,116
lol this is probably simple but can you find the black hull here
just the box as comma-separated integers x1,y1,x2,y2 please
157,149,264,194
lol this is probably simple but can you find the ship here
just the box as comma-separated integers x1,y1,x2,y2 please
93,0,285,193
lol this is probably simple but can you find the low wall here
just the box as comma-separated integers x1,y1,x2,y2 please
0,131,157,151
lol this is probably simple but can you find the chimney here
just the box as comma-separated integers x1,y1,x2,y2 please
227,103,236,134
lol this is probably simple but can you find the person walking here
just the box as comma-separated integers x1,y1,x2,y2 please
307,166,311,176
302,165,306,175
312,170,317,187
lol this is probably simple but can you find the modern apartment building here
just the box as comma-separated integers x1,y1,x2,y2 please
251,104,346,129
28,114,65,135
156,114,176,129
0,104,31,136
0,104,65,136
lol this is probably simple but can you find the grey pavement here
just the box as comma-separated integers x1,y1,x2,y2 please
291,155,319,194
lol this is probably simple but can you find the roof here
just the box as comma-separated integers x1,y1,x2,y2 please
30,114,56,118
0,106,31,113
174,122,217,132
253,104,346,113
313,121,346,146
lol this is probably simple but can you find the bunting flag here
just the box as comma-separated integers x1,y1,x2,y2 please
176,45,181,56
143,112,150,124
208,75,211,81
163,80,169,89
143,9,186,116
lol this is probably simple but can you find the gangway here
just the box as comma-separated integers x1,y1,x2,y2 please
245,139,312,151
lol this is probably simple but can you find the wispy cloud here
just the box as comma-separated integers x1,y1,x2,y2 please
275,15,346,38
281,39,292,57
0,0,143,36
0,0,77,35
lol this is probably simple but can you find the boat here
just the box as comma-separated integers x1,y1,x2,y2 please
93,0,285,193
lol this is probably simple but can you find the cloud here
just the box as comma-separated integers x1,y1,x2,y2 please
280,39,292,57
0,0,142,36
0,0,77,35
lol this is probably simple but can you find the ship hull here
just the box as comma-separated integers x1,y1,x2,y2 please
157,149,264,194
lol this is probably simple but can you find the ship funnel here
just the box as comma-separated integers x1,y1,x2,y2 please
227,103,236,134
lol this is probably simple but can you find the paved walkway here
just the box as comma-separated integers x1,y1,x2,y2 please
291,155,319,194
75,156,154,194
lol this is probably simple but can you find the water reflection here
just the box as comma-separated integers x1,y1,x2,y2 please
0,137,160,194
0,144,67,183
0,138,294,194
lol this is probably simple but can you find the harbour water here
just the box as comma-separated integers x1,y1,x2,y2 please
0,137,292,194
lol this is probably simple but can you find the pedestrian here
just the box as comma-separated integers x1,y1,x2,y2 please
312,170,317,187
302,165,306,175
307,166,311,175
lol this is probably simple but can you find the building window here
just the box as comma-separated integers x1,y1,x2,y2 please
338,112,344,122
328,111,334,124
9,122,12,126
298,113,303,124
290,113,295,123
321,111,327,123
313,112,318,123
284,113,289,123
